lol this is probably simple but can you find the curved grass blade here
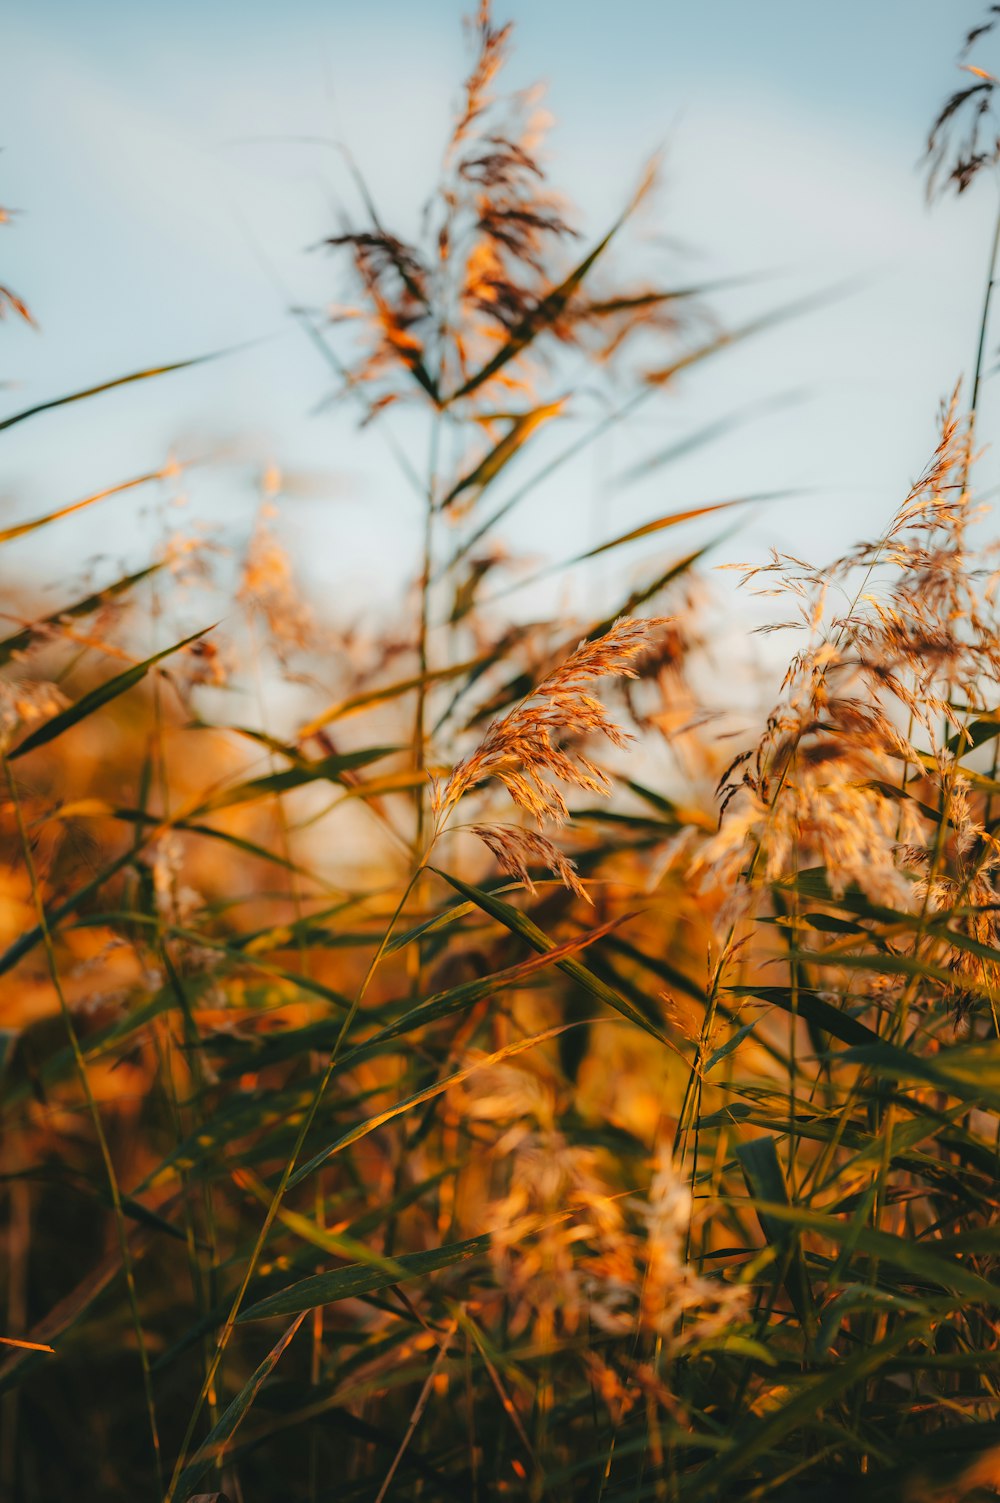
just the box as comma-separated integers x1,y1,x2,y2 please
298,653,495,739
171,1312,307,1497
644,282,858,389
114,810,331,886
447,166,655,403
239,1234,490,1323
680,1319,926,1502
574,276,747,320
9,624,215,760
612,390,807,489
442,290,839,579
464,542,714,728
440,400,565,511
287,1022,578,1188
184,745,398,816
482,496,775,608
0,470,172,546
726,1198,999,1302
583,540,727,645
0,564,161,668
431,868,667,1044
787,947,1000,1007
736,1137,814,1326
347,910,632,1060
842,1038,1000,1109
575,493,782,562
727,985,881,1049
0,351,223,433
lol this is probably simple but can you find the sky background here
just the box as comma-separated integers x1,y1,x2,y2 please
3,0,999,631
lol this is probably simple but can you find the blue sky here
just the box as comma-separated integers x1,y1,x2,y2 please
3,0,998,624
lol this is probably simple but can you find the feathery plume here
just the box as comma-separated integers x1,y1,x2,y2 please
435,616,668,894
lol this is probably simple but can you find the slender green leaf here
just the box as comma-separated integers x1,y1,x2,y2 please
9,625,215,760
736,1137,814,1325
0,564,161,667
728,1197,999,1302
173,1313,307,1495
727,985,881,1049
440,401,565,510
705,1019,759,1074
298,654,495,739
287,1022,577,1187
680,1320,925,1502
613,390,806,488
185,745,398,816
239,1234,490,1323
0,471,173,546
843,1038,1000,1109
575,494,778,563
447,169,653,402
644,283,857,389
0,351,222,433
431,868,667,1043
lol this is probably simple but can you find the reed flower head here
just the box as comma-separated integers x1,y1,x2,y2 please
467,1064,748,1357
239,504,313,655
320,2,689,423
0,678,67,752
150,834,203,928
698,394,1000,944
927,9,1000,196
435,616,668,894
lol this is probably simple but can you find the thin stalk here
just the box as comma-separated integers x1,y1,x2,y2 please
372,1313,458,1503
3,756,164,1496
164,857,428,1500
967,183,1000,451
248,603,324,1497
413,417,442,861
149,567,222,1445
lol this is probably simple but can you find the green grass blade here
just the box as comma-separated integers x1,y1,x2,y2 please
298,655,495,738
728,1197,999,1302
440,401,564,510
185,745,399,815
172,1312,307,1496
0,470,175,545
0,350,224,433
679,1319,925,1501
727,985,881,1049
447,169,653,402
0,564,161,666
238,1235,490,1322
432,868,668,1043
736,1137,815,1325
8,625,215,760
287,1023,576,1187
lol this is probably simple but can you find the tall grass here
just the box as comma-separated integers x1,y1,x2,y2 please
3,5,1000,1500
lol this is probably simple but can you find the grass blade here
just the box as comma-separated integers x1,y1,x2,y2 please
239,1235,490,1322
432,868,667,1043
0,351,224,433
9,625,215,760
172,1313,307,1496
0,564,161,667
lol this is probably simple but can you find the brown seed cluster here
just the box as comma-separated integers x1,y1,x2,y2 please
435,616,669,894
457,1061,747,1350
700,392,1000,1022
